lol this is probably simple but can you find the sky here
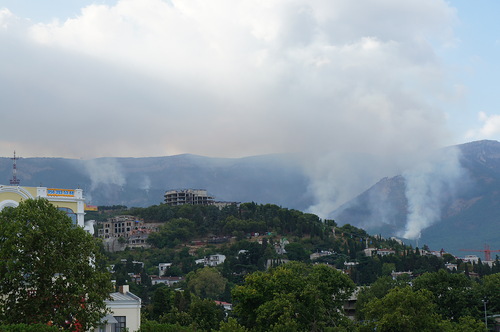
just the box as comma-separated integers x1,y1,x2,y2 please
1,0,500,216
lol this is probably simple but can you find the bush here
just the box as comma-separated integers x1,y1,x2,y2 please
0,324,60,331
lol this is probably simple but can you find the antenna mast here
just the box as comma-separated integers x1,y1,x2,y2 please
10,151,20,186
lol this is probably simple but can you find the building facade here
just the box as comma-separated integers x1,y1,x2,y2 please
164,189,215,206
0,185,85,227
98,215,144,239
94,285,141,332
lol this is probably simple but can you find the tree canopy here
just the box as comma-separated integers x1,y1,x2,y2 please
232,261,355,331
0,199,112,330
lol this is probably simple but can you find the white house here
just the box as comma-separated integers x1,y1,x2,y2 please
95,285,141,332
150,276,184,286
158,263,172,276
207,254,226,267
195,254,226,267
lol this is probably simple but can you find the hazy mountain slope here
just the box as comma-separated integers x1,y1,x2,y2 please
2,140,500,256
332,140,500,256
0,154,313,210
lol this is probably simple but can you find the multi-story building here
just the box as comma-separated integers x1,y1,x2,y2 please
98,215,144,239
164,189,215,206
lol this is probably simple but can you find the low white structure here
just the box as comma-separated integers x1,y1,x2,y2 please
158,263,172,276
95,285,141,332
196,254,226,267
207,254,226,267
463,255,480,264
150,276,184,286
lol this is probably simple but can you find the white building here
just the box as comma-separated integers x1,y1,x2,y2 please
95,285,141,332
150,276,184,286
195,254,226,267
206,254,226,267
463,255,480,264
158,263,172,276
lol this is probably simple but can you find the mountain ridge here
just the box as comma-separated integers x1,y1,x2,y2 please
332,140,500,256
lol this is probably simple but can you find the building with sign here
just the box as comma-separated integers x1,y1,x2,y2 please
0,185,86,227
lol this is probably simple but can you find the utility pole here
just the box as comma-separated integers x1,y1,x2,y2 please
482,298,488,331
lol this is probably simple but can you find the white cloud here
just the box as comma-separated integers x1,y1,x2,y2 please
466,112,500,140
0,0,459,213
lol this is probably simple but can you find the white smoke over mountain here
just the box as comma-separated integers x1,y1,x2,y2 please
400,147,466,239
140,175,151,193
83,158,126,191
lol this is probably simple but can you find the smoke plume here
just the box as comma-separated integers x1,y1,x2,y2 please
400,147,466,239
83,158,126,191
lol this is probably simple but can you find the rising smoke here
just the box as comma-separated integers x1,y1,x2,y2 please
83,158,126,190
400,146,466,239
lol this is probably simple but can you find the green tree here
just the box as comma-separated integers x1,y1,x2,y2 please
149,286,174,321
216,317,249,332
188,297,224,330
361,286,444,331
232,261,355,331
284,242,310,262
0,199,112,330
413,269,478,320
478,272,500,319
186,267,227,300
356,275,409,320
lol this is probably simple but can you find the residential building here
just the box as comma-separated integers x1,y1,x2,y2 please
95,285,141,332
215,300,233,312
150,276,184,286
463,255,480,264
195,254,227,267
158,263,172,276
344,287,361,320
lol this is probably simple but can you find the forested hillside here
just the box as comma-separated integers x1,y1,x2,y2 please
94,202,500,331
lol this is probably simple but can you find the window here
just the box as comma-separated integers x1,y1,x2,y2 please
114,316,126,332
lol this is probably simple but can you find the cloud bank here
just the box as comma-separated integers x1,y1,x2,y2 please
0,0,460,214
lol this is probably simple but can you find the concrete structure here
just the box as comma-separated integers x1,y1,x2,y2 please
98,215,144,239
0,185,85,227
364,248,396,257
150,276,184,286
95,285,141,332
164,189,214,206
195,254,227,267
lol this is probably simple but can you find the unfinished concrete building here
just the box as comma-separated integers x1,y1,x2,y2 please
164,189,215,206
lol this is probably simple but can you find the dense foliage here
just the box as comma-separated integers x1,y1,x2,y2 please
130,203,328,247
0,199,113,330
96,202,500,331
232,261,355,331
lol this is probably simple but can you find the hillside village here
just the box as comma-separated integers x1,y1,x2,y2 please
1,184,500,331
88,188,500,331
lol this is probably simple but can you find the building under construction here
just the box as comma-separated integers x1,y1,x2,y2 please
164,189,215,206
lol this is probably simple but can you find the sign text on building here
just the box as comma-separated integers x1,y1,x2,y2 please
47,188,75,197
